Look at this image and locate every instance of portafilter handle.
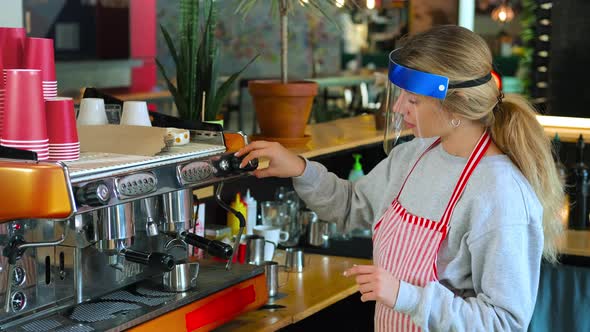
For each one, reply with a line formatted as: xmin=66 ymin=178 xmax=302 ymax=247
xmin=181 ymin=232 xmax=233 ymax=260
xmin=121 ymin=249 xmax=175 ymax=272
xmin=212 ymin=153 xmax=259 ymax=176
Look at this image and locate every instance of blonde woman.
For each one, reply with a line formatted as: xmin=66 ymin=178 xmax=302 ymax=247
xmin=236 ymin=25 xmax=564 ymax=331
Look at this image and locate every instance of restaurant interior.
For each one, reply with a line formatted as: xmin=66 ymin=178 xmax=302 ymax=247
xmin=1 ymin=0 xmax=589 ymax=331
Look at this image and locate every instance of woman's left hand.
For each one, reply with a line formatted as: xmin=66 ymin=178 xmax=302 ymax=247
xmin=344 ymin=265 xmax=400 ymax=308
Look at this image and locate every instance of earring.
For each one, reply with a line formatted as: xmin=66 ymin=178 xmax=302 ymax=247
xmin=451 ymin=119 xmax=461 ymax=128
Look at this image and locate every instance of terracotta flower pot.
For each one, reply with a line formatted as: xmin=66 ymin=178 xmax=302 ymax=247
xmin=248 ymin=80 xmax=318 ymax=138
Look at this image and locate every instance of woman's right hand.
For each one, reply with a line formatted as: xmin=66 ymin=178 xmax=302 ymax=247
xmin=234 ymin=141 xmax=306 ymax=178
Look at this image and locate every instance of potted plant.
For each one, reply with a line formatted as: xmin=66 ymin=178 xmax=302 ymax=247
xmin=236 ymin=0 xmax=346 ymax=143
xmin=156 ymin=0 xmax=258 ymax=124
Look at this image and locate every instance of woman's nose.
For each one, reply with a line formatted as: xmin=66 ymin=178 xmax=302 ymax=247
xmin=392 ymin=98 xmax=406 ymax=115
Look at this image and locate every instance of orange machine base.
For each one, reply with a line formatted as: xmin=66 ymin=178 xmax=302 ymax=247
xmin=129 ymin=273 xmax=268 ymax=332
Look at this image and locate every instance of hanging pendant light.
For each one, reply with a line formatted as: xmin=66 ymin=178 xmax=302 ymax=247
xmin=491 ymin=1 xmax=515 ymax=23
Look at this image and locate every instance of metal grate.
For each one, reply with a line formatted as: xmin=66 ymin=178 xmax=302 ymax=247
xmin=21 ymin=318 xmax=62 ymax=331
xmin=136 ymin=287 xmax=176 ymax=298
xmin=55 ymin=325 xmax=95 ymax=332
xmin=101 ymin=290 xmax=171 ymax=307
xmin=66 ymin=142 xmax=224 ymax=182
xmin=70 ymin=301 xmax=141 ymax=323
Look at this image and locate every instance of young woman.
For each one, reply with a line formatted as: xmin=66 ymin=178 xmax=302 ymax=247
xmin=235 ymin=25 xmax=564 ymax=331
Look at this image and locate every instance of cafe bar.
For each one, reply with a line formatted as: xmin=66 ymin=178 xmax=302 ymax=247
xmin=0 ymin=0 xmax=588 ymax=331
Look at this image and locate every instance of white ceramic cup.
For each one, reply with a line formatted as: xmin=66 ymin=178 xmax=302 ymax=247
xmin=77 ymin=98 xmax=108 ymax=125
xmin=253 ymin=225 xmax=289 ymax=261
xmin=120 ymin=101 xmax=151 ymax=126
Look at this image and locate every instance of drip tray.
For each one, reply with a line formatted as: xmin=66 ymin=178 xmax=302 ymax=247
xmin=101 ymin=290 xmax=173 ymax=307
xmin=70 ymin=302 xmax=141 ymax=323
xmin=20 ymin=317 xmax=94 ymax=332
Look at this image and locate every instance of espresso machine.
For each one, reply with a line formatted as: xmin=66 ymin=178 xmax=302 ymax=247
xmin=0 ymin=129 xmax=266 ymax=331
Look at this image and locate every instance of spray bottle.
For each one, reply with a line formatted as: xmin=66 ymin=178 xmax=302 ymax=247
xmin=244 ymin=189 xmax=257 ymax=235
xmin=348 ymin=154 xmax=365 ymax=182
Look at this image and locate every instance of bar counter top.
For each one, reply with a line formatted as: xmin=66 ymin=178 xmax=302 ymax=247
xmin=214 ymin=252 xmax=372 ymax=332
xmin=558 ymin=230 xmax=590 ymax=258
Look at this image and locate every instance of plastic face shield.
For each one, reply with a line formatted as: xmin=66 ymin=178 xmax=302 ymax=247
xmin=383 ymin=49 xmax=449 ymax=155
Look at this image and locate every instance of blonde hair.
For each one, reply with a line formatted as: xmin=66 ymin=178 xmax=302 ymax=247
xmin=398 ymin=25 xmax=564 ymax=263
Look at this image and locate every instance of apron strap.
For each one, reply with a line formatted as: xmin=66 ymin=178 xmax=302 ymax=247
xmin=437 ymin=131 xmax=492 ymax=231
xmin=395 ymin=138 xmax=442 ymax=201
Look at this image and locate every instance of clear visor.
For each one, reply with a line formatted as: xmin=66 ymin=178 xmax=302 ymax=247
xmin=383 ymin=49 xmax=449 ymax=155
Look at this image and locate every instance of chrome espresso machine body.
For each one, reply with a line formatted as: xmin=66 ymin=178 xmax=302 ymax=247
xmin=0 ymin=129 xmax=261 ymax=331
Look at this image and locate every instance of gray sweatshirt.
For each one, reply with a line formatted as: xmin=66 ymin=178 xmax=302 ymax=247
xmin=292 ymin=137 xmax=543 ymax=331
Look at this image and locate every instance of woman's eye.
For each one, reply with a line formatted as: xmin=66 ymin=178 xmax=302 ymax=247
xmin=409 ymin=99 xmax=418 ymax=105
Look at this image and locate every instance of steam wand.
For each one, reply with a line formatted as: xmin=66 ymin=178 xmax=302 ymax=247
xmin=215 ymin=182 xmax=245 ymax=270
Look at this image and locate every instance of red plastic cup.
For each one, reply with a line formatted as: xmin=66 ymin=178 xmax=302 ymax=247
xmin=24 ymin=37 xmax=56 ymax=81
xmin=48 ymin=142 xmax=79 ymax=147
xmin=49 ymin=148 xmax=78 ymax=153
xmin=1 ymin=138 xmax=48 ymax=144
xmin=48 ymin=144 xmax=77 ymax=149
xmin=3 ymin=69 xmax=47 ymax=141
xmin=0 ymin=28 xmax=25 ymax=74
xmin=1 ymin=143 xmax=49 ymax=149
xmin=48 ymin=146 xmax=79 ymax=152
xmin=0 ymin=48 xmax=3 ymax=90
xmin=45 ymin=97 xmax=78 ymax=144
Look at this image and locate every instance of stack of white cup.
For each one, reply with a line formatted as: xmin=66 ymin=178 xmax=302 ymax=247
xmin=76 ymin=98 xmax=108 ymax=126
xmin=120 ymin=101 xmax=152 ymax=126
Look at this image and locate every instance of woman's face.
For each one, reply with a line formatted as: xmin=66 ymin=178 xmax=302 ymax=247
xmin=392 ymin=89 xmax=449 ymax=138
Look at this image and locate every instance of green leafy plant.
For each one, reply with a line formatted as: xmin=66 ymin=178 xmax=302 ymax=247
xmin=517 ymin=0 xmax=536 ymax=98
xmin=236 ymin=0 xmax=349 ymax=84
xmin=157 ymin=0 xmax=258 ymax=122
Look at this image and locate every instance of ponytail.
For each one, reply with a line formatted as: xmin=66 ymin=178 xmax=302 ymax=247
xmin=490 ymin=94 xmax=564 ymax=263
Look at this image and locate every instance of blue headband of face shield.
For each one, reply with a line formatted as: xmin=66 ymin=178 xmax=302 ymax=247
xmin=388 ymin=59 xmax=449 ymax=99
xmin=388 ymin=49 xmax=493 ymax=98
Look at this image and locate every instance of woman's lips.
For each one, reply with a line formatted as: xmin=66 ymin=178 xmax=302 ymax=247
xmin=404 ymin=121 xmax=416 ymax=129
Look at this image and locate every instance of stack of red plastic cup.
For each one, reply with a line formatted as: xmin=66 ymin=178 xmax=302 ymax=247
xmin=45 ymin=97 xmax=79 ymax=161
xmin=24 ymin=37 xmax=57 ymax=99
xmin=0 ymin=69 xmax=48 ymax=160
xmin=0 ymin=27 xmax=25 ymax=139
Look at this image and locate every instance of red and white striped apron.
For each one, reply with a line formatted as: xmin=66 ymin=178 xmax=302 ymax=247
xmin=372 ymin=132 xmax=491 ymax=332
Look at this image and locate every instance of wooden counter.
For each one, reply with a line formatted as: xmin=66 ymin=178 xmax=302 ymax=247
xmin=557 ymin=230 xmax=590 ymax=257
xmin=293 ymin=114 xmax=388 ymax=159
xmin=263 ymin=113 xmax=590 ymax=160
xmin=214 ymin=252 xmax=372 ymax=332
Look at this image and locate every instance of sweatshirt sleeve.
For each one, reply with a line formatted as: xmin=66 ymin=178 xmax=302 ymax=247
xmin=292 ymin=144 xmax=412 ymax=232
xmin=393 ymin=222 xmax=544 ymax=332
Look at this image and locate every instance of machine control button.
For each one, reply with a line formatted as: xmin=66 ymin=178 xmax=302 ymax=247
xmin=116 ymin=172 xmax=158 ymax=198
xmin=12 ymin=266 xmax=26 ymax=286
xmin=11 ymin=291 xmax=26 ymax=312
xmin=178 ymin=161 xmax=214 ymax=184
